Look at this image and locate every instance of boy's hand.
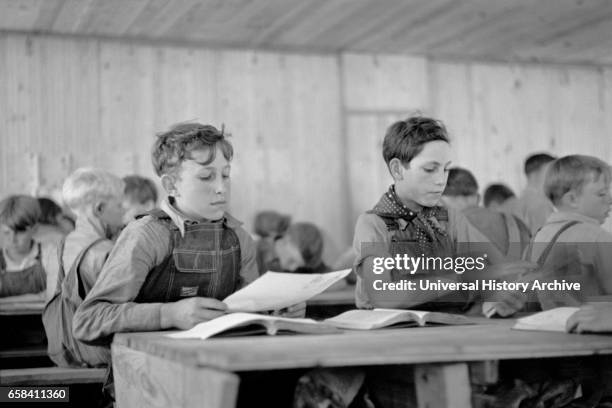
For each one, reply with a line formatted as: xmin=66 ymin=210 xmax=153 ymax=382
xmin=272 ymin=302 xmax=307 ymax=318
xmin=566 ymin=304 xmax=612 ymax=333
xmin=482 ymin=290 xmax=528 ymax=317
xmin=161 ymin=297 xmax=227 ymax=330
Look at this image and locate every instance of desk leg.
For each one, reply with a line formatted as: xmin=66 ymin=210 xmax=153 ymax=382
xmin=112 ymin=344 xmax=239 ymax=408
xmin=414 ymin=363 xmax=472 ymax=408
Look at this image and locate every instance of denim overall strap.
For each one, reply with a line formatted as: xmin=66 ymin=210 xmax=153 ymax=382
xmin=135 ymin=211 xmax=242 ymax=303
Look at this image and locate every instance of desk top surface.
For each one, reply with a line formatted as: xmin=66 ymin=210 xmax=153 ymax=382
xmin=114 ymin=319 xmax=612 ymax=372
xmin=0 ymin=301 xmax=45 ymax=315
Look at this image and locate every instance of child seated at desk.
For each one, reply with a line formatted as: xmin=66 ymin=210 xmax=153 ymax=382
xmin=253 ymin=210 xmax=290 ymax=274
xmin=493 ymin=154 xmax=612 ymax=316
xmin=121 ymin=174 xmax=158 ymax=226
xmin=483 ymin=183 xmax=518 ymax=213
xmin=352 ymin=116 xmax=506 ymax=312
xmin=441 ymin=167 xmax=531 ymax=261
xmin=42 ymin=167 xmax=125 ymax=367
xmin=0 ymin=195 xmax=53 ymax=298
xmin=72 ymin=123 xmax=304 ymax=364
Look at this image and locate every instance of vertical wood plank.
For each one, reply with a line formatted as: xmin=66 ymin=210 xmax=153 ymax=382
xmin=112 ymin=343 xmax=239 ymax=408
xmin=415 ymin=363 xmax=472 ymax=408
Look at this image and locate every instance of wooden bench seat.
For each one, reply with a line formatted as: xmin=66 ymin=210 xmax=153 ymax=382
xmin=0 ymin=367 xmax=107 ymax=385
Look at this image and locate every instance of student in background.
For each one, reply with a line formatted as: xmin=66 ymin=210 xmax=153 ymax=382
xmin=496 ymin=155 xmax=612 ymax=316
xmin=442 ymin=168 xmax=531 ymax=260
xmin=34 ymin=197 xmax=75 ymax=245
xmin=42 ymin=168 xmax=125 ymax=367
xmin=483 ymin=183 xmax=518 ymax=213
xmin=0 ymin=195 xmax=50 ymax=297
xmin=514 ymin=153 xmax=556 ymax=233
xmin=73 ymin=123 xmax=304 ymax=364
xmin=275 ymin=222 xmax=330 ymax=274
xmin=253 ymin=210 xmax=290 ymax=274
xmin=122 ymin=175 xmax=158 ymax=225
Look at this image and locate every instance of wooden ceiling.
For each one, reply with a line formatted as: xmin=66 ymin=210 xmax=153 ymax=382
xmin=1 ymin=0 xmax=612 ymax=65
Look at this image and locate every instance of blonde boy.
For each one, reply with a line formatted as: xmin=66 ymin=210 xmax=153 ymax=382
xmin=526 ymin=155 xmax=612 ymax=309
xmin=42 ymin=168 xmax=125 ymax=367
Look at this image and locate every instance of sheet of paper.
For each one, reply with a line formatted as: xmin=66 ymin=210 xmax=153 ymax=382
xmin=223 ymin=269 xmax=352 ymax=312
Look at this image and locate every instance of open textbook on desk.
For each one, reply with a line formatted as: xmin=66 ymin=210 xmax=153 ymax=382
xmin=324 ymin=308 xmax=472 ymax=330
xmin=167 ymin=269 xmax=351 ymax=339
xmin=512 ymin=307 xmax=580 ymax=332
xmin=168 ymin=308 xmax=472 ymax=340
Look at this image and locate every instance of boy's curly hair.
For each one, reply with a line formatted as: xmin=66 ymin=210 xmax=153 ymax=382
xmin=152 ymin=123 xmax=233 ymax=177
xmin=382 ymin=116 xmax=450 ymax=167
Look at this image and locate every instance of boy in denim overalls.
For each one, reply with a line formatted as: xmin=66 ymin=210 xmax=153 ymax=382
xmin=73 ymin=123 xmax=303 ymax=357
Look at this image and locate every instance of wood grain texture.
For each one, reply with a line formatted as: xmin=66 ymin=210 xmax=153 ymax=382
xmin=113 ymin=343 xmax=239 ymax=408
xmin=0 ymin=367 xmax=106 ymax=385
xmin=415 ymin=363 xmax=472 ymax=408
xmin=113 ymin=321 xmax=612 ymax=372
xmin=2 ymin=0 xmax=612 ymax=64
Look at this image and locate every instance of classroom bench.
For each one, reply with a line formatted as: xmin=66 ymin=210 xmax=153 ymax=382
xmin=0 ymin=367 xmax=107 ymax=386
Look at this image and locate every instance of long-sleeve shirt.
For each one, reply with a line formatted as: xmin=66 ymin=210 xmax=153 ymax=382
xmin=353 ymin=205 xmax=505 ymax=309
xmin=73 ymin=200 xmax=258 ymax=344
xmin=526 ymin=211 xmax=612 ymax=305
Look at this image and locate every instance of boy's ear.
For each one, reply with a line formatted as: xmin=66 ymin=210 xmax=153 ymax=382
xmin=388 ymin=158 xmax=405 ymax=181
xmin=93 ymin=201 xmax=105 ymax=217
xmin=161 ymin=174 xmax=178 ymax=197
xmin=560 ymin=190 xmax=579 ymax=208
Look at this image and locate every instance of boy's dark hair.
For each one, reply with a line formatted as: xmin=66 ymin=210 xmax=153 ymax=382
xmin=287 ymin=222 xmax=324 ymax=269
xmin=254 ymin=210 xmax=291 ymax=238
xmin=37 ymin=197 xmax=63 ymax=225
xmin=0 ymin=195 xmax=42 ymax=232
xmin=382 ymin=116 xmax=450 ymax=167
xmin=443 ymin=167 xmax=478 ymax=197
xmin=524 ymin=153 xmax=555 ymax=176
xmin=544 ymin=155 xmax=611 ymax=206
xmin=152 ymin=123 xmax=233 ymax=177
xmin=123 ymin=175 xmax=158 ymax=205
xmin=483 ymin=184 xmax=515 ymax=208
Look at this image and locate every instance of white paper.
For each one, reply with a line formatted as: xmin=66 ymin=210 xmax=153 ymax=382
xmin=223 ymin=269 xmax=352 ymax=312
xmin=167 ymin=312 xmax=318 ymax=340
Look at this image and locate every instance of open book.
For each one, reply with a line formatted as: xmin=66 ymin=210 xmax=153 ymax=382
xmin=167 ymin=313 xmax=341 ymax=340
xmin=324 ymin=308 xmax=472 ymax=330
xmin=223 ymin=269 xmax=351 ymax=312
xmin=512 ymin=307 xmax=580 ymax=332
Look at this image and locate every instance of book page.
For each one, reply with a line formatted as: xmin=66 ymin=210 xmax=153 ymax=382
xmin=513 ymin=307 xmax=580 ymax=332
xmin=223 ymin=269 xmax=351 ymax=312
xmin=325 ymin=309 xmax=415 ymax=330
xmin=167 ymin=313 xmax=320 ymax=340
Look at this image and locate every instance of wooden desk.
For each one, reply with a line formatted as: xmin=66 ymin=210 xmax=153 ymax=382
xmin=112 ymin=321 xmax=612 ymax=408
xmin=0 ymin=300 xmax=45 ymax=316
xmin=0 ymin=300 xmax=49 ymax=368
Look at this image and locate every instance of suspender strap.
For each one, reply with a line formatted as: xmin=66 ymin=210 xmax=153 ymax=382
xmin=57 ymin=237 xmax=106 ymax=299
xmin=524 ymin=220 xmax=581 ymax=265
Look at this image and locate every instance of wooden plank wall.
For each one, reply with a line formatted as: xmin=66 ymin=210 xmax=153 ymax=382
xmin=0 ymin=33 xmax=349 ymax=254
xmin=1 ymin=33 xmax=612 ymax=253
xmin=341 ymin=53 xmax=612 ymax=231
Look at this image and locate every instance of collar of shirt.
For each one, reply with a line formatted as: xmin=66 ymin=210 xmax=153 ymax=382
xmin=160 ymin=198 xmax=241 ymax=237
xmin=546 ymin=210 xmax=600 ymax=226
xmin=2 ymin=242 xmax=40 ymax=271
